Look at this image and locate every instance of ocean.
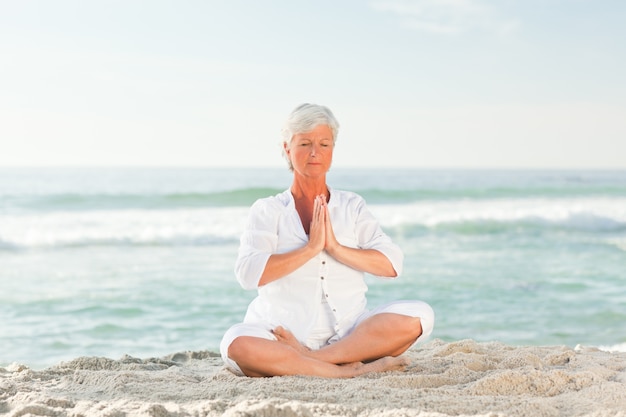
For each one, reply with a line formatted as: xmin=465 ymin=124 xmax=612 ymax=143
xmin=1 ymin=167 xmax=625 ymax=370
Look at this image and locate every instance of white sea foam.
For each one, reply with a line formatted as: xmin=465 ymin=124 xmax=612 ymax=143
xmin=0 ymin=207 xmax=250 ymax=249
xmin=608 ymin=237 xmax=626 ymax=252
xmin=2 ymin=197 xmax=625 ymax=249
xmin=598 ymin=342 xmax=626 ymax=353
xmin=371 ymin=197 xmax=626 ymax=231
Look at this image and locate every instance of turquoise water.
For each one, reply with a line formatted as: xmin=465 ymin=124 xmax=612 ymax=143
xmin=1 ymin=167 xmax=625 ymax=369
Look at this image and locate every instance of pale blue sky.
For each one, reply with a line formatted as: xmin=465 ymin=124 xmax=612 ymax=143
xmin=1 ymin=0 xmax=625 ymax=168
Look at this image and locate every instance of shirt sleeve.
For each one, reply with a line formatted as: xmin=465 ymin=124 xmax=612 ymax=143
xmin=354 ymin=195 xmax=404 ymax=278
xmin=234 ymin=198 xmax=279 ymax=290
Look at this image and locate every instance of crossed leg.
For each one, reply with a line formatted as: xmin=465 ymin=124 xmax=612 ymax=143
xmin=275 ymin=313 xmax=423 ymax=364
xmin=226 ymin=312 xmax=423 ymax=377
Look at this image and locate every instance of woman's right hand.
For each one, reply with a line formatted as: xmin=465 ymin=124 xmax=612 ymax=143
xmin=307 ymin=194 xmax=326 ymax=254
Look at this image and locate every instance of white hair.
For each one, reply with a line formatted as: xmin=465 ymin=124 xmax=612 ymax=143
xmin=281 ymin=103 xmax=340 ymax=171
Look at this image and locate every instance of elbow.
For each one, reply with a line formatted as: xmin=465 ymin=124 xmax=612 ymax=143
xmin=385 ymin=261 xmax=402 ymax=278
xmin=373 ymin=264 xmax=399 ymax=279
xmin=381 ymin=258 xmax=401 ymax=279
xmin=384 ymin=267 xmax=399 ymax=279
xmin=370 ymin=248 xmax=402 ymax=278
xmin=235 ymin=252 xmax=271 ymax=290
xmin=235 ymin=265 xmax=261 ymax=290
xmin=237 ymin=277 xmax=258 ymax=290
xmin=235 ymin=263 xmax=261 ymax=290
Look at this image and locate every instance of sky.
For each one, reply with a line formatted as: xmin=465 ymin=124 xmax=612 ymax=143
xmin=1 ymin=0 xmax=625 ymax=169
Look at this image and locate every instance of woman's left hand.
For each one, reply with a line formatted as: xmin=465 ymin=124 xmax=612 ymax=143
xmin=320 ymin=195 xmax=340 ymax=255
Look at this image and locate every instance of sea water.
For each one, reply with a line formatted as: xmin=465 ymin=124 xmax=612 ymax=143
xmin=1 ymin=167 xmax=625 ymax=369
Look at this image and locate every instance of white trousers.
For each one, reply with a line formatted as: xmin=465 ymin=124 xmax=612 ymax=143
xmin=220 ymin=299 xmax=434 ymax=376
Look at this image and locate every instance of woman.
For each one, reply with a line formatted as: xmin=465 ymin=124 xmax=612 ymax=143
xmin=220 ymin=103 xmax=434 ymax=377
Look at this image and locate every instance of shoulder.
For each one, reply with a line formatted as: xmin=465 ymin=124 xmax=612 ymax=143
xmin=249 ymin=189 xmax=292 ymax=213
xmin=329 ymin=188 xmax=367 ymax=207
xmin=244 ymin=190 xmax=292 ymax=230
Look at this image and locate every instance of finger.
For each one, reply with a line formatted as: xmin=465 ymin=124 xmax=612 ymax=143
xmin=315 ymin=196 xmax=325 ymax=221
xmin=272 ymin=326 xmax=285 ymax=338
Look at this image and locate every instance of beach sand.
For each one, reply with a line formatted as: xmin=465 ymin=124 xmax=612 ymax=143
xmin=2 ymin=339 xmax=625 ymax=417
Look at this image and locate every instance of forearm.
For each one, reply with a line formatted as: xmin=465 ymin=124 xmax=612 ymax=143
xmin=326 ymin=245 xmax=397 ymax=278
xmin=258 ymin=243 xmax=319 ymax=286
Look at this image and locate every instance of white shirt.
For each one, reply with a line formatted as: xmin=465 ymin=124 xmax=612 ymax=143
xmin=234 ymin=188 xmax=404 ymax=344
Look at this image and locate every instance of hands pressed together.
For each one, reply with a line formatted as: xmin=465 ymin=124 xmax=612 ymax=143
xmin=307 ymin=194 xmax=340 ymax=256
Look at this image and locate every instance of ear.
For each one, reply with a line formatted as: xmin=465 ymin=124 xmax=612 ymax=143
xmin=283 ymin=141 xmax=290 ymax=156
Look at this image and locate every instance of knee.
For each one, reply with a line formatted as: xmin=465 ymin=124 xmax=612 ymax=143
xmin=388 ymin=314 xmax=423 ymax=341
xmin=227 ymin=336 xmax=249 ymax=361
xmin=387 ymin=315 xmax=424 ymax=357
xmin=407 ymin=316 xmax=424 ymax=340
xmin=404 ymin=303 xmax=434 ymax=341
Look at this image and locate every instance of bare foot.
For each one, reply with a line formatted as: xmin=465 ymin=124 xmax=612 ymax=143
xmin=352 ymin=356 xmax=410 ymax=376
xmin=339 ymin=361 xmax=364 ymax=370
xmin=272 ymin=326 xmax=311 ymax=355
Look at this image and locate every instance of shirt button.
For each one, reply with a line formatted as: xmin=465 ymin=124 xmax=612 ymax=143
xmin=320 ymin=276 xmax=324 ymax=280
xmin=322 ymin=261 xmax=326 ymax=264
xmin=325 ymin=294 xmax=329 ymax=297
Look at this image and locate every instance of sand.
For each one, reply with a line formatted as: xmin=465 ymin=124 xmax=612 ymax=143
xmin=2 ymin=338 xmax=626 ymax=417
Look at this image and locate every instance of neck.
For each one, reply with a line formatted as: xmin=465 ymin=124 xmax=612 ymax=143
xmin=290 ymin=174 xmax=328 ymax=201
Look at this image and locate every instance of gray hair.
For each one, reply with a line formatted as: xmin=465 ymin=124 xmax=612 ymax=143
xmin=281 ymin=103 xmax=340 ymax=171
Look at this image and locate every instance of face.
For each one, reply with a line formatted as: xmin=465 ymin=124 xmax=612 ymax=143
xmin=285 ymin=124 xmax=334 ymax=177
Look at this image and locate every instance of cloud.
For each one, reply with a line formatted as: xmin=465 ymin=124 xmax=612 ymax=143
xmin=370 ymin=0 xmax=520 ymax=35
